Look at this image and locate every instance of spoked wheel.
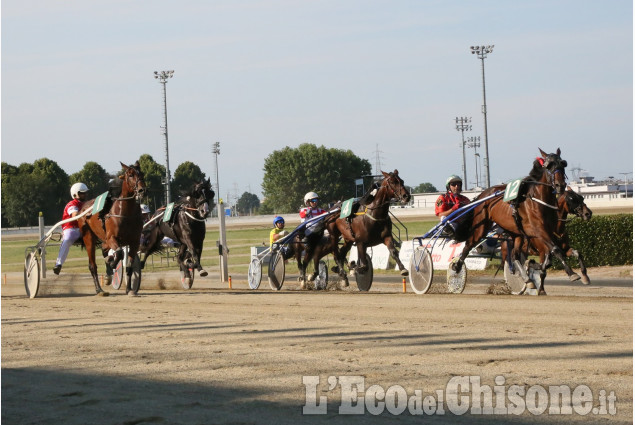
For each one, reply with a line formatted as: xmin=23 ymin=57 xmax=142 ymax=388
xmin=354 ymin=254 xmax=373 ymax=292
xmin=314 ymin=260 xmax=328 ymax=290
xmin=268 ymin=250 xmax=285 ymax=291
xmin=180 ymin=264 xmax=195 ymax=290
xmin=409 ymin=246 xmax=434 ymax=294
xmin=248 ymin=257 xmax=263 ymax=290
xmin=446 ymin=257 xmax=467 ymax=294
xmin=504 ymin=253 xmax=528 ymax=295
xmin=24 ymin=252 xmax=40 ymax=299
xmin=112 ymin=260 xmax=126 ymax=290
xmin=128 ymin=256 xmax=142 ymax=295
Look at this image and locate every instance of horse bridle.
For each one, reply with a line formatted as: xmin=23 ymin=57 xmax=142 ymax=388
xmin=364 ymin=175 xmax=407 ymax=220
xmin=114 ymin=168 xmax=145 ymax=202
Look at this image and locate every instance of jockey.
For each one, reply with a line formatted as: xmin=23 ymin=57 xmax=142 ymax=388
xmin=435 ymin=175 xmax=471 ymax=240
xmin=435 ymin=175 xmax=470 ymax=218
xmin=54 ymin=182 xmax=89 ymax=275
xmin=299 ymin=191 xmax=327 ymax=243
xmin=270 ymin=216 xmax=289 ymax=247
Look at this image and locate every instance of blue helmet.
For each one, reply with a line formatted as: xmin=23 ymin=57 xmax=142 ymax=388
xmin=273 ymin=216 xmax=285 ymax=226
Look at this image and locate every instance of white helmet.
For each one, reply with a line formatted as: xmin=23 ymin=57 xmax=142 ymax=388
xmin=304 ymin=191 xmax=319 ymax=206
xmin=140 ymin=204 xmax=151 ymax=214
xmin=70 ymin=182 xmax=89 ymax=199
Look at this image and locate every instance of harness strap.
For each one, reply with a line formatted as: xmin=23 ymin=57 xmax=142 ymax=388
xmin=527 ymin=195 xmax=558 ymax=210
xmin=183 ymin=211 xmax=207 ymax=222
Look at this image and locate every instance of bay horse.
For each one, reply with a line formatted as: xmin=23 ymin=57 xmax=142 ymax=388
xmin=77 ymin=161 xmax=146 ymax=295
xmin=453 ymin=148 xmax=569 ymax=293
xmin=139 ymin=178 xmax=215 ymax=283
xmin=501 ymin=187 xmax=593 ymax=285
xmin=325 ymin=170 xmax=411 ymax=286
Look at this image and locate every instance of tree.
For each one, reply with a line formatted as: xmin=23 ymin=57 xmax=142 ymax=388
xmin=413 ymin=182 xmax=438 ymax=193
xmin=1 ymin=162 xmax=19 ymax=227
xmin=137 ymin=154 xmax=167 ymax=210
xmin=261 ymin=143 xmax=372 ymax=213
xmin=171 ymin=161 xmax=206 ymax=198
xmin=236 ymin=192 xmax=260 ymax=215
xmin=69 ymin=161 xmax=111 ymax=198
xmin=2 ymin=158 xmax=69 ymax=226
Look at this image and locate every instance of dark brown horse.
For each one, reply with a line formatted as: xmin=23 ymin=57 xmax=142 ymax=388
xmin=325 ymin=170 xmax=411 ymax=286
xmin=501 ymin=186 xmax=593 ymax=284
xmin=139 ymin=179 xmax=215 ymax=284
xmin=453 ymin=148 xmax=569 ymax=292
xmin=77 ymin=161 xmax=146 ymax=295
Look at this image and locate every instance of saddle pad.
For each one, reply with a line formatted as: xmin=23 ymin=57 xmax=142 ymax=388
xmin=163 ymin=203 xmax=175 ymax=222
xmin=91 ymin=191 xmax=109 ymax=214
xmin=503 ymin=179 xmax=523 ymax=202
xmin=340 ymin=198 xmax=355 ymax=218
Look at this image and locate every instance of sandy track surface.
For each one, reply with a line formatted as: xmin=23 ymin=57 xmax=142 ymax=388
xmin=2 ymin=270 xmax=632 ymax=424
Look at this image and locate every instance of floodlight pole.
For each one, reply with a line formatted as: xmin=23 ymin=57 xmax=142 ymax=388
xmin=154 ymin=70 xmax=175 ymax=204
xmin=470 ymin=45 xmax=494 ymax=187
xmin=466 ymin=136 xmax=481 ymax=188
xmin=455 ymin=117 xmax=471 ymax=188
xmin=213 ymin=142 xmax=229 ymax=282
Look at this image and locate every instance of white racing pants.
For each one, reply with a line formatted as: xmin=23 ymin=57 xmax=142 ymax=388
xmin=56 ymin=228 xmax=81 ymax=267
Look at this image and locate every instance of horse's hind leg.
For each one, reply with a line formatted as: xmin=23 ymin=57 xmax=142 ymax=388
xmin=83 ymin=233 xmax=107 ymax=296
xmin=570 ymin=248 xmax=590 ymax=284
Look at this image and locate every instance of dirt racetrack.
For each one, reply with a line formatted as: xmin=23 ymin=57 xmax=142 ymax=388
xmin=2 ymin=269 xmax=632 ymax=424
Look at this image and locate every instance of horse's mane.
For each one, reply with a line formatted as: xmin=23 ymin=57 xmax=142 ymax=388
xmin=358 ymin=182 xmax=379 ymax=206
xmin=527 ymin=159 xmax=544 ymax=182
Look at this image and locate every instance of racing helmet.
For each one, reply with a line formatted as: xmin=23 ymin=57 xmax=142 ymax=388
xmin=304 ymin=191 xmax=319 ymax=206
xmin=70 ymin=182 xmax=89 ymax=199
xmin=445 ymin=175 xmax=462 ymax=190
xmin=140 ymin=204 xmax=151 ymax=214
xmin=273 ymin=216 xmax=285 ymax=226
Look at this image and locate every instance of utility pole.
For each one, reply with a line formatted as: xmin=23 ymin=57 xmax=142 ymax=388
xmin=212 ymin=142 xmax=229 ymax=282
xmin=470 ymin=45 xmax=494 ymax=187
xmin=466 ymin=136 xmax=481 ymax=188
xmin=455 ymin=117 xmax=472 ymax=188
xmin=154 ymin=70 xmax=174 ymax=204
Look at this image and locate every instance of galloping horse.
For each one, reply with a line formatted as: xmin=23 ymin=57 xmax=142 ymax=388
xmin=139 ymin=178 xmax=215 ymax=284
xmin=77 ymin=161 xmax=146 ymax=295
xmin=453 ymin=148 xmax=569 ymax=292
xmin=325 ymin=170 xmax=411 ymax=286
xmin=501 ymin=187 xmax=593 ymax=284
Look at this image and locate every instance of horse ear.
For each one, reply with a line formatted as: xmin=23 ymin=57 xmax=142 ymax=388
xmin=393 ymin=169 xmax=399 ymax=176
xmin=381 ymin=170 xmax=389 ymax=178
xmin=556 ymin=148 xmax=561 ymax=156
xmin=120 ymin=161 xmax=129 ymax=169
xmin=538 ymin=148 xmax=548 ymax=158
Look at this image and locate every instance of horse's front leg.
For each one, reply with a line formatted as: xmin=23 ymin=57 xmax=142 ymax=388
xmin=295 ymin=244 xmax=308 ymax=289
xmin=384 ymin=236 xmax=407 ymax=276
xmin=334 ymin=240 xmax=352 ymax=287
xmin=511 ymin=237 xmax=531 ymax=282
xmin=355 ymin=244 xmax=368 ymax=273
xmin=568 ymin=248 xmax=590 ymax=285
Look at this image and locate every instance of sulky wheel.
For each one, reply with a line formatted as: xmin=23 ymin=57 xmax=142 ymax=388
xmin=24 ymin=252 xmax=40 ymax=299
xmin=408 ymin=246 xmax=434 ymax=294
xmin=354 ymin=254 xmax=373 ymax=292
xmin=128 ymin=256 xmax=142 ymax=295
xmin=267 ymin=250 xmax=285 ymax=291
xmin=248 ymin=257 xmax=263 ymax=290
xmin=504 ymin=253 xmax=528 ymax=295
xmin=446 ymin=257 xmax=467 ymax=294
xmin=112 ymin=260 xmax=126 ymax=290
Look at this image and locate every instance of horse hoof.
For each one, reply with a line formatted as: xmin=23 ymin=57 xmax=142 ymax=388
xmin=339 ymin=279 xmax=349 ymax=288
xmin=97 ymin=291 xmax=110 ymax=297
xmin=400 ymin=269 xmax=409 ymax=277
xmin=127 ymin=291 xmax=138 ymax=297
xmin=581 ymin=276 xmax=591 ymax=285
xmin=569 ymin=273 xmax=581 ymax=282
xmin=299 ymin=281 xmax=307 ymax=290
xmin=348 ymin=270 xmax=356 ymax=278
xmin=199 ymin=270 xmax=208 ymax=277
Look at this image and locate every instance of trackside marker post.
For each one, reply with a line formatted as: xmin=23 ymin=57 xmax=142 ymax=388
xmin=402 ymin=277 xmax=406 ymax=293
xmin=228 ymin=275 xmax=232 ymax=289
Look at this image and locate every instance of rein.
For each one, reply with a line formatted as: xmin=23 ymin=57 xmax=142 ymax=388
xmin=527 ymin=195 xmax=558 ymax=210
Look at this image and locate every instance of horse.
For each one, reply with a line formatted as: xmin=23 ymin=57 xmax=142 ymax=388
xmin=325 ymin=170 xmax=411 ymax=286
xmin=452 ymin=148 xmax=569 ymax=293
xmin=139 ymin=178 xmax=215 ymax=285
xmin=77 ymin=161 xmax=146 ymax=295
xmin=501 ymin=187 xmax=593 ymax=285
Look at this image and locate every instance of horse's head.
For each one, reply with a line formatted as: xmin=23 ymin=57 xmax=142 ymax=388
xmin=538 ymin=148 xmax=568 ymax=195
xmin=381 ymin=169 xmax=411 ymax=204
xmin=561 ymin=187 xmax=592 ymax=221
xmin=189 ymin=178 xmax=215 ymax=219
xmin=119 ymin=161 xmax=146 ymax=202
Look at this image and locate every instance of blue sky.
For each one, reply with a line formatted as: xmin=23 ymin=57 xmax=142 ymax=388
xmin=2 ymin=0 xmax=632 ymax=203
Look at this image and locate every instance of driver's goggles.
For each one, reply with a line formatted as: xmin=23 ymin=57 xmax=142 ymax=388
xmin=309 ymin=198 xmax=319 ymax=203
